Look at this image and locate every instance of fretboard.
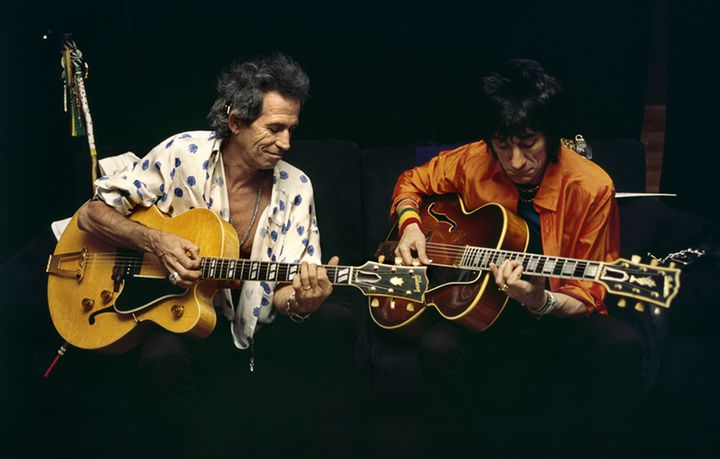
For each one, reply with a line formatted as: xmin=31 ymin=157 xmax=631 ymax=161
xmin=459 ymin=247 xmax=604 ymax=281
xmin=199 ymin=257 xmax=355 ymax=285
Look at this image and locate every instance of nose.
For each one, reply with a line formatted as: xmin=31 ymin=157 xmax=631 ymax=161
xmin=509 ymin=146 xmax=526 ymax=170
xmin=276 ymin=130 xmax=291 ymax=151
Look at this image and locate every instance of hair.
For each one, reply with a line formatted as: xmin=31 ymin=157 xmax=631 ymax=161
xmin=478 ymin=58 xmax=566 ymax=162
xmin=207 ymin=52 xmax=310 ymax=140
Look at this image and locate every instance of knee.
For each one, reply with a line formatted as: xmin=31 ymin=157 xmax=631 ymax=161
xmin=417 ymin=324 xmax=466 ymax=372
xmin=138 ymin=332 xmax=190 ymax=385
xmin=581 ymin=315 xmax=644 ymax=368
xmin=314 ymin=302 xmax=356 ymax=347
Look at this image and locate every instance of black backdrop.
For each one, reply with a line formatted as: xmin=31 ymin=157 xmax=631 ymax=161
xmin=1 ymin=0 xmax=663 ymax=261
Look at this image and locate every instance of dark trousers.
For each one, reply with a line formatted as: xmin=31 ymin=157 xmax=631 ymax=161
xmin=135 ymin=301 xmax=356 ymax=459
xmin=415 ymin=304 xmax=643 ymax=458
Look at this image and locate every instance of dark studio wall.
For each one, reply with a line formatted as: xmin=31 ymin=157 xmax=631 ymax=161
xmin=661 ymin=0 xmax=720 ymax=222
xmin=1 ymin=0 xmax=658 ymax=262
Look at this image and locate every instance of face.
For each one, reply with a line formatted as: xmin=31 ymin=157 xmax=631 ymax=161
xmin=228 ymin=91 xmax=300 ymax=170
xmin=490 ymin=131 xmax=548 ymax=185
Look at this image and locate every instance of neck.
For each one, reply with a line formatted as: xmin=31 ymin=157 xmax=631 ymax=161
xmin=222 ymin=146 xmax=265 ymax=188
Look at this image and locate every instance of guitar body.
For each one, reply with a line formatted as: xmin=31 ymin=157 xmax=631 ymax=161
xmin=370 ymin=195 xmax=529 ymax=331
xmin=47 ymin=206 xmax=239 ymax=354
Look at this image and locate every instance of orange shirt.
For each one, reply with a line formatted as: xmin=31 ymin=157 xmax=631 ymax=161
xmin=392 ymin=140 xmax=621 ymax=315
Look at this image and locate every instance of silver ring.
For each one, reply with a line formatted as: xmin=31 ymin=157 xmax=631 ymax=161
xmin=303 ymin=285 xmax=313 ymax=290
xmin=498 ymin=284 xmax=509 ymax=293
xmin=168 ymin=271 xmax=179 ymax=285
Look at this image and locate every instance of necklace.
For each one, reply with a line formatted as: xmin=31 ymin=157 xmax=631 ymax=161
xmin=517 ymin=184 xmax=539 ymax=203
xmin=238 ymin=172 xmax=264 ymax=250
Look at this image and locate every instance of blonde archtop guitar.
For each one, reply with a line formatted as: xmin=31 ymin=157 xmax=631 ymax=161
xmin=47 ymin=206 xmax=429 ymax=354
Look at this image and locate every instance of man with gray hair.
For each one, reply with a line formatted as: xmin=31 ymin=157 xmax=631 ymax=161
xmin=77 ymin=53 xmax=354 ymax=457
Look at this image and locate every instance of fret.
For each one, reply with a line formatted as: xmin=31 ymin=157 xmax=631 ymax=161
xmin=287 ymin=264 xmax=299 ymax=282
xmin=526 ymin=255 xmax=539 ymax=273
xmin=572 ymin=262 xmax=588 ymax=278
xmin=227 ymin=259 xmax=237 ymax=279
xmin=481 ymin=250 xmax=491 ymax=268
xmin=267 ymin=263 xmax=278 ymax=281
xmin=583 ymin=263 xmax=600 ymax=278
xmin=561 ymin=260 xmax=576 ymax=276
xmin=249 ymin=261 xmax=260 ymax=280
xmin=469 ymin=247 xmax=482 ymax=266
xmin=542 ymin=258 xmax=556 ymax=274
xmin=209 ymin=258 xmax=217 ymax=278
xmin=335 ymin=267 xmax=350 ymax=284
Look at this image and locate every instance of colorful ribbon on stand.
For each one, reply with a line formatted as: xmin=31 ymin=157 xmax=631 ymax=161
xmin=60 ymin=35 xmax=98 ymax=186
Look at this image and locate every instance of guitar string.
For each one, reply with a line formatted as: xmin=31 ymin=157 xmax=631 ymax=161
xmin=73 ymin=254 xmax=429 ymax=275
xmin=421 ymin=242 xmax=596 ymax=267
xmin=73 ymin=248 xmax=598 ymax=273
xmin=73 ymin=250 xmax=597 ymax=273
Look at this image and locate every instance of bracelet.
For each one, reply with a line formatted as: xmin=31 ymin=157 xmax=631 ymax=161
xmin=399 ymin=216 xmax=422 ymax=235
xmin=396 ymin=197 xmax=420 ymax=210
xmin=529 ymin=290 xmax=558 ymax=318
xmin=285 ymin=292 xmax=311 ymax=323
xmin=397 ymin=206 xmax=419 ymax=219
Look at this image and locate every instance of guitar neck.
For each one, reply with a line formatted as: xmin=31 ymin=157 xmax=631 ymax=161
xmin=199 ymin=257 xmax=355 ymax=286
xmin=457 ymin=247 xmax=605 ymax=282
xmin=197 ymin=257 xmax=429 ymax=303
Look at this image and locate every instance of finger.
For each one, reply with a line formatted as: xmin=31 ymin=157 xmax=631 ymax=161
xmin=327 ymin=255 xmax=340 ymax=266
xmin=490 ymin=263 xmax=506 ymax=287
xmin=415 ymin=239 xmax=432 ymax=265
xmin=183 ymin=241 xmax=201 ymax=261
xmin=292 ymin=269 xmax=303 ymax=291
xmin=392 ymin=243 xmax=409 ymax=265
xmin=307 ymin=263 xmax=319 ymax=289
xmin=507 ymin=264 xmax=524 ymax=284
xmin=299 ymin=261 xmax=311 ymax=289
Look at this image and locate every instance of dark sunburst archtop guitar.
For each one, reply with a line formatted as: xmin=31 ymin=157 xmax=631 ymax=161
xmin=47 ymin=206 xmax=429 ymax=354
xmin=369 ymin=194 xmax=682 ymax=332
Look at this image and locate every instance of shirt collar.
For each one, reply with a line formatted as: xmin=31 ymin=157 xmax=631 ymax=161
xmin=489 ymin=147 xmax=568 ymax=213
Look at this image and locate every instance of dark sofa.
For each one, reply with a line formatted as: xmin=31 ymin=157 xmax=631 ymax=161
xmin=2 ymin=138 xmax=718 ymax=458
xmin=287 ymin=138 xmax=719 ymax=458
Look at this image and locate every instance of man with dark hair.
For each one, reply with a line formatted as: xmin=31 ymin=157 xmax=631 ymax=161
xmin=390 ymin=59 xmax=642 ymax=457
xmin=76 ymin=53 xmax=354 ymax=458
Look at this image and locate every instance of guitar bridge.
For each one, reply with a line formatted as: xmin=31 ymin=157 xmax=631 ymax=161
xmin=46 ymin=247 xmax=88 ymax=281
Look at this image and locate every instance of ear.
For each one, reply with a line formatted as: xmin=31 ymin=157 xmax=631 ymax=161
xmin=228 ymin=112 xmax=243 ymax=135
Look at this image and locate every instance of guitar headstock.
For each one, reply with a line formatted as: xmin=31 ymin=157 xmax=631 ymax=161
xmin=599 ymin=255 xmax=681 ymax=313
xmin=351 ymin=261 xmax=428 ymax=302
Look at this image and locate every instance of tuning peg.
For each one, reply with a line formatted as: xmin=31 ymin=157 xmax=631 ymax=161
xmin=631 ymin=255 xmax=642 ymax=263
xmin=378 ymin=255 xmax=386 ymax=263
xmin=650 ymin=258 xmax=659 ymax=266
xmin=406 ymin=303 xmax=415 ymax=312
xmin=669 ymin=262 xmax=677 ymax=269
xmin=370 ymin=298 xmax=380 ymax=308
xmin=617 ymin=298 xmax=627 ymax=308
xmin=390 ymin=299 xmax=396 ymax=309
xmin=653 ymin=307 xmax=662 ymax=316
xmin=634 ymin=302 xmax=645 ymax=312
xmin=394 ymin=257 xmax=403 ymax=266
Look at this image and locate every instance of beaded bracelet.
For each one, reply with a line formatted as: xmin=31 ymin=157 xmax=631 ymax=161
xmin=285 ymin=292 xmax=311 ymax=323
